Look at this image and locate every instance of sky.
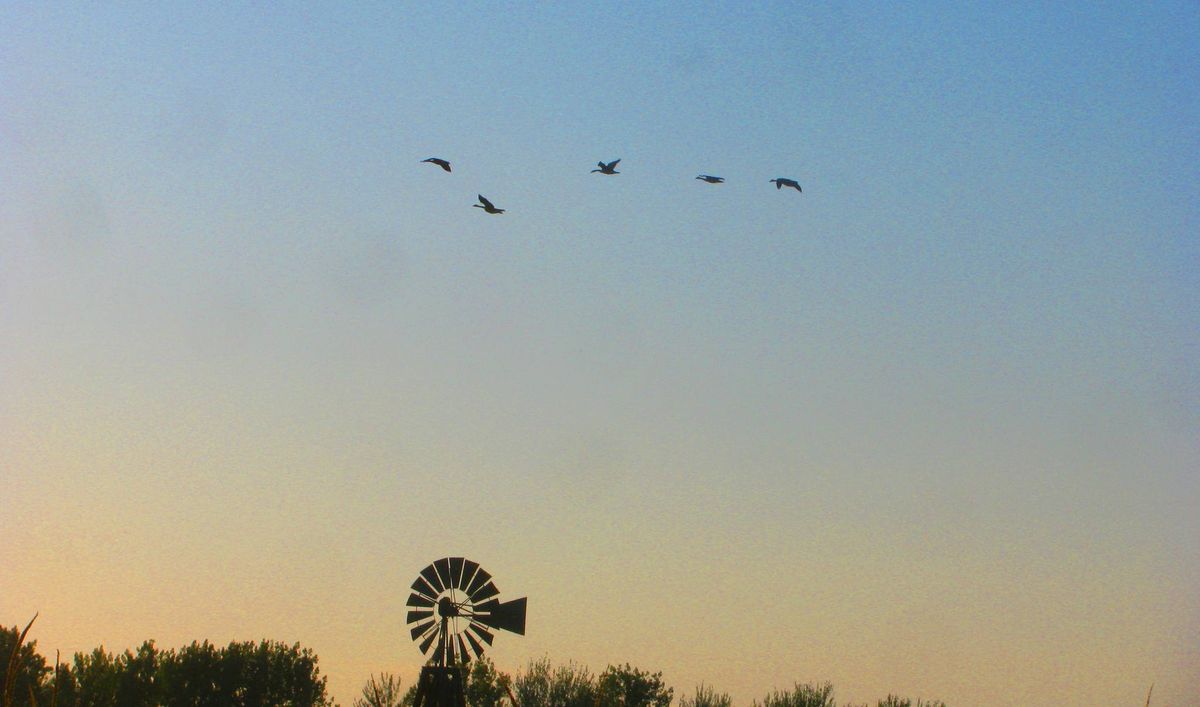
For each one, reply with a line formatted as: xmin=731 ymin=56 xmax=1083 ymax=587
xmin=2 ymin=2 xmax=1197 ymax=705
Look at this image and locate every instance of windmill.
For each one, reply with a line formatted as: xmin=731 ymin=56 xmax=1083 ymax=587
xmin=406 ymin=557 xmax=527 ymax=707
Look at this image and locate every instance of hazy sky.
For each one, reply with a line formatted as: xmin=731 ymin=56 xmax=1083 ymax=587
xmin=2 ymin=3 xmax=1197 ymax=706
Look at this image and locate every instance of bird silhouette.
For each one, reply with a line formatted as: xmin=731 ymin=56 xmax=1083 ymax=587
xmin=473 ymin=194 xmax=505 ymax=214
xmin=591 ymin=159 xmax=620 ymax=175
xmin=770 ymin=178 xmax=802 ymax=192
xmin=696 ymin=175 xmax=725 ymax=183
xmin=421 ymin=157 xmax=451 ymax=172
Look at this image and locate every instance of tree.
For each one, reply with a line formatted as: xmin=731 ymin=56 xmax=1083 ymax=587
xmin=51 ymin=638 xmax=334 ymax=706
xmin=679 ymin=684 xmax=731 ymax=707
xmin=596 ymin=664 xmax=672 ymax=707
xmin=118 ymin=641 xmax=162 ymax=705
xmin=14 ymin=626 xmax=953 ymax=707
xmin=465 ymin=657 xmax=512 ymax=707
xmin=1 ymin=620 xmax=53 ymax=707
xmin=159 ymin=639 xmax=221 ymax=705
xmin=511 ymin=657 xmax=596 ymax=707
xmin=68 ymin=646 xmax=125 ymax=705
xmin=354 ymin=672 xmax=405 ymax=707
xmin=193 ymin=639 xmax=332 ymax=706
xmin=875 ymin=697 xmax=947 ymax=707
xmin=752 ymin=682 xmax=836 ymax=707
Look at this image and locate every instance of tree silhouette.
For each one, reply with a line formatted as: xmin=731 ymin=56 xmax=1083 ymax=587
xmin=511 ymin=657 xmax=597 ymax=707
xmin=8 ymin=622 xmax=951 ymax=707
xmin=874 ymin=696 xmax=947 ymax=707
xmin=679 ymin=684 xmax=732 ymax=707
xmin=466 ymin=657 xmax=512 ymax=707
xmin=0 ymin=622 xmax=53 ymax=707
xmin=596 ymin=663 xmax=673 ymax=707
xmin=752 ymin=682 xmax=836 ymax=707
xmin=354 ymin=672 xmax=405 ymax=707
xmin=37 ymin=638 xmax=333 ymax=706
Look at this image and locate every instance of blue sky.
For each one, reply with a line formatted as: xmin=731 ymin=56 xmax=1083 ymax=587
xmin=3 ymin=3 xmax=1197 ymax=705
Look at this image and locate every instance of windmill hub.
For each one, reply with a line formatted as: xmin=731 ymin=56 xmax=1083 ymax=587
xmin=437 ymin=595 xmax=460 ymax=618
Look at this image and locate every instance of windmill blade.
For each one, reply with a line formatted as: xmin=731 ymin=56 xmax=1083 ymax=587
xmin=475 ymin=597 xmax=526 ymax=635
xmin=465 ymin=567 xmax=491 ymax=597
xmin=409 ymin=619 xmax=436 ymax=641
xmin=460 ymin=560 xmax=481 ymax=592
xmin=465 ymin=631 xmax=485 ymax=659
xmin=468 ymin=622 xmax=494 ymax=646
xmin=456 ymin=635 xmax=471 ymax=663
xmin=406 ymin=609 xmax=434 ymax=625
xmin=406 ymin=592 xmax=435 ymax=608
xmin=420 ymin=564 xmax=445 ymax=594
xmin=411 ymin=575 xmax=438 ymax=600
xmin=449 ymin=557 xmax=466 ymax=589
xmin=434 ymin=558 xmax=454 ymax=589
xmin=469 ymin=580 xmax=500 ymax=602
xmin=418 ymin=627 xmax=439 ymax=655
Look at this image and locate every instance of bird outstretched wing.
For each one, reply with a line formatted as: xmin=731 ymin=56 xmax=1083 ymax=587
xmin=478 ymin=195 xmax=494 ymax=209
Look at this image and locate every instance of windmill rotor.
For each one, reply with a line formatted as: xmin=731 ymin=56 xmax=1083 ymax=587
xmin=406 ymin=557 xmax=526 ymax=666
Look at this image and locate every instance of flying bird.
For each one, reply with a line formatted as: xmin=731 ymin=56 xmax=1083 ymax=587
xmin=696 ymin=175 xmax=725 ymax=183
xmin=770 ymin=177 xmax=802 ymax=192
xmin=473 ymin=194 xmax=505 ymax=214
xmin=591 ymin=159 xmax=620 ymax=175
xmin=421 ymin=157 xmax=451 ymax=172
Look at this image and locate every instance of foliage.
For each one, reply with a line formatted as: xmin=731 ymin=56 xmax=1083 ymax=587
xmin=752 ymin=682 xmax=836 ymax=707
xmin=1 ymin=619 xmax=54 ymax=707
xmin=511 ymin=657 xmax=597 ymax=707
xmin=9 ymin=620 xmax=950 ymax=707
xmin=596 ymin=663 xmax=673 ymax=707
xmin=10 ymin=635 xmax=333 ymax=707
xmin=466 ymin=657 xmax=512 ymax=707
xmin=173 ymin=639 xmax=332 ymax=706
xmin=354 ymin=672 xmax=405 ymax=707
xmin=875 ymin=698 xmax=946 ymax=707
xmin=679 ymin=684 xmax=731 ymax=707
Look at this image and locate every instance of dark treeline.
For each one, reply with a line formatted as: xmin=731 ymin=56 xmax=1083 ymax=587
xmin=352 ymin=657 xmax=945 ymax=707
xmin=2 ymin=624 xmax=332 ymax=707
xmin=4 ymin=623 xmax=946 ymax=707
